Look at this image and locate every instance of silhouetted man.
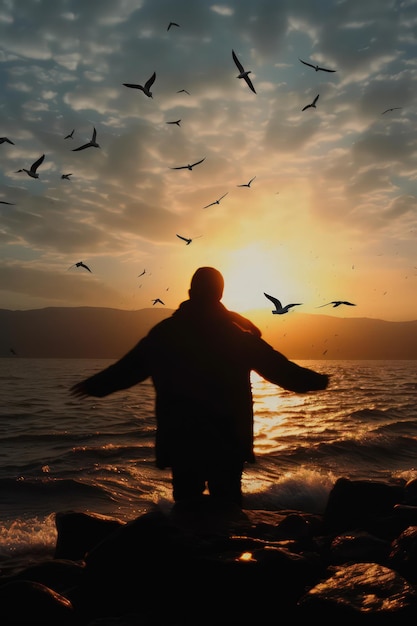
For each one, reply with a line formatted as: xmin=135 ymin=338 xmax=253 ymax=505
xmin=70 ymin=267 xmax=329 ymax=507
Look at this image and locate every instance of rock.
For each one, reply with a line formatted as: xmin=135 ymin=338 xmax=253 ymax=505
xmin=0 ymin=579 xmax=74 ymax=624
xmin=54 ymin=510 xmax=125 ymax=560
xmin=2 ymin=479 xmax=417 ymax=625
xmin=296 ymin=561 xmax=417 ymax=623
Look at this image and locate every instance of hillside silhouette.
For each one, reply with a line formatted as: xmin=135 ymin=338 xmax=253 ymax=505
xmin=1 ymin=307 xmax=416 ymax=359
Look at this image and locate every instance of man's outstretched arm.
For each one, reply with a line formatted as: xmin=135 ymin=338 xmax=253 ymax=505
xmin=70 ymin=339 xmax=151 ymax=399
xmin=253 ymin=339 xmax=329 ymax=393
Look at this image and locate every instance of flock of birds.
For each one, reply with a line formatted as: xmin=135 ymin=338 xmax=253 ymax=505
xmin=3 ymin=20 xmax=389 ymax=315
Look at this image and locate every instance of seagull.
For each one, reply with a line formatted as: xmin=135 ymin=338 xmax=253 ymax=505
xmin=0 ymin=137 xmax=15 ymax=145
xmin=0 ymin=200 xmax=15 ymax=205
xmin=171 ymin=157 xmax=205 ymax=170
xmin=15 ymin=154 xmax=45 ymax=179
xmin=237 ymin=176 xmax=256 ymax=188
xmin=232 ymin=49 xmax=256 ymax=94
xmin=177 ymin=89 xmax=190 ymax=95
xmin=203 ymin=192 xmax=228 ymax=208
xmin=167 ymin=22 xmax=180 ymax=31
xmin=166 ymin=119 xmax=181 ymax=126
xmin=123 ymin=72 xmax=156 ymax=98
xmin=176 ymin=234 xmax=202 ymax=245
xmin=61 ymin=173 xmax=72 ymax=180
xmin=152 ymin=298 xmax=165 ymax=305
xmin=381 ymin=107 xmax=402 ymax=114
xmin=317 ymin=301 xmax=356 ymax=308
xmin=68 ymin=261 xmax=92 ymax=273
xmin=302 ymin=94 xmax=319 ymax=111
xmin=72 ymin=127 xmax=100 ymax=151
xmin=299 ymin=58 xmax=336 ymax=72
xmin=138 ymin=269 xmax=146 ymax=277
xmin=64 ymin=129 xmax=74 ymax=139
xmin=264 ymin=293 xmax=302 ymax=314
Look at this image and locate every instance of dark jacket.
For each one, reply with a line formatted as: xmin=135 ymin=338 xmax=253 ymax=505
xmin=74 ymin=299 xmax=329 ymax=468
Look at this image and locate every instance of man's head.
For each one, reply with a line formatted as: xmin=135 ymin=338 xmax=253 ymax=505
xmin=189 ymin=267 xmax=224 ymax=303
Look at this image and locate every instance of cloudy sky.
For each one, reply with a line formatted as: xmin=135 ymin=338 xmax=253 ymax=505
xmin=0 ymin=0 xmax=416 ymax=322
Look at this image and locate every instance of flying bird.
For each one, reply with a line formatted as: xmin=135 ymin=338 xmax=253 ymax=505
xmin=0 ymin=200 xmax=15 ymax=205
xmin=177 ymin=89 xmax=190 ymax=95
xmin=0 ymin=137 xmax=14 ymax=145
xmin=123 ymin=72 xmax=156 ymax=98
xmin=138 ymin=269 xmax=146 ymax=277
xmin=264 ymin=293 xmax=302 ymax=315
xmin=15 ymin=154 xmax=45 ymax=179
xmin=176 ymin=234 xmax=202 ymax=245
xmin=166 ymin=119 xmax=181 ymax=126
xmin=61 ymin=173 xmax=72 ymax=180
xmin=68 ymin=261 xmax=92 ymax=273
xmin=317 ymin=301 xmax=356 ymax=308
xmin=302 ymin=94 xmax=319 ymax=111
xmin=203 ymin=192 xmax=228 ymax=208
xmin=72 ymin=127 xmax=100 ymax=151
xmin=171 ymin=157 xmax=205 ymax=170
xmin=167 ymin=22 xmax=180 ymax=31
xmin=299 ymin=58 xmax=336 ymax=72
xmin=64 ymin=129 xmax=75 ymax=139
xmin=381 ymin=107 xmax=402 ymax=114
xmin=237 ymin=176 xmax=256 ymax=188
xmin=152 ymin=298 xmax=165 ymax=305
xmin=232 ymin=49 xmax=256 ymax=94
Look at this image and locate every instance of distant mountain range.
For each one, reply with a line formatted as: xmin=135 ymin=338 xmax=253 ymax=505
xmin=1 ymin=306 xmax=416 ymax=359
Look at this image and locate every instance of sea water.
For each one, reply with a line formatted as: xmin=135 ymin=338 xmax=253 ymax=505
xmin=0 ymin=358 xmax=416 ymax=570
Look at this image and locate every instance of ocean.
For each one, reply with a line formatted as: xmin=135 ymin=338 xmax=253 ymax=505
xmin=0 ymin=358 xmax=416 ymax=573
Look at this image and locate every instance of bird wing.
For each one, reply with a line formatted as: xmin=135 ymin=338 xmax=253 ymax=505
xmin=80 ymin=263 xmax=92 ymax=272
xmin=299 ymin=58 xmax=315 ymax=69
xmin=123 ymin=83 xmax=141 ymax=89
xmin=218 ymin=192 xmax=228 ymax=201
xmin=191 ymin=157 xmax=205 ymax=167
xmin=232 ymin=50 xmax=244 ymax=73
xmin=319 ymin=66 xmax=336 ymax=72
xmin=171 ymin=165 xmax=187 ymax=170
xmin=244 ymin=75 xmax=256 ymax=93
xmin=203 ymin=201 xmax=215 ymax=208
xmin=302 ymin=103 xmax=311 ymax=111
xmin=31 ymin=154 xmax=45 ymax=172
xmin=176 ymin=234 xmax=188 ymax=242
xmin=248 ymin=176 xmax=256 ymax=185
xmin=264 ymin=293 xmax=282 ymax=309
xmin=72 ymin=143 xmax=89 ymax=151
xmin=145 ymin=72 xmax=156 ymax=90
xmin=312 ymin=94 xmax=319 ymax=105
xmin=91 ymin=128 xmax=97 ymax=142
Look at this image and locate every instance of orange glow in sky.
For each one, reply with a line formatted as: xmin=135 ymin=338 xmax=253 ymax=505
xmin=0 ymin=2 xmax=416 ymax=322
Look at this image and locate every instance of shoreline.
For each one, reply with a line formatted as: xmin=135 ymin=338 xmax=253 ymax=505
xmin=2 ymin=477 xmax=417 ymax=624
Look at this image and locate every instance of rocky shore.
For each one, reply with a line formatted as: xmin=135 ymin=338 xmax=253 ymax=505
xmin=2 ymin=476 xmax=417 ymax=624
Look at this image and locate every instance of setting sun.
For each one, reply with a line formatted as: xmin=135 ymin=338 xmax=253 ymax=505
xmin=221 ymin=244 xmax=305 ymax=314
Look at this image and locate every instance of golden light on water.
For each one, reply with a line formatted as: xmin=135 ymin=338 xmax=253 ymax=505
xmin=238 ymin=552 xmax=255 ymax=562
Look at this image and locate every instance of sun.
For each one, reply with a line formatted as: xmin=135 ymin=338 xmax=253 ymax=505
xmin=221 ymin=243 xmax=303 ymax=314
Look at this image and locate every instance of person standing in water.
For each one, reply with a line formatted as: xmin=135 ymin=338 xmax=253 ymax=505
xmin=70 ymin=267 xmax=329 ymax=508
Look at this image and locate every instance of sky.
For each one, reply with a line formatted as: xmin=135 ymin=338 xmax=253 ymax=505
xmin=0 ymin=0 xmax=416 ymax=323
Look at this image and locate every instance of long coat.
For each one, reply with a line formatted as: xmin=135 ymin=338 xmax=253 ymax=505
xmin=73 ymin=300 xmax=328 ymax=469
